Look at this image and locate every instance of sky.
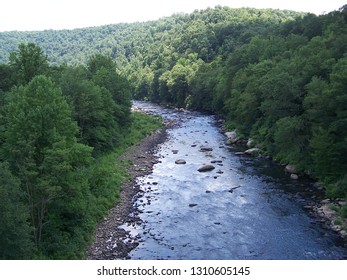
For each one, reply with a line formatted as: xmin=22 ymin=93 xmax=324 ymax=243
xmin=0 ymin=0 xmax=346 ymax=32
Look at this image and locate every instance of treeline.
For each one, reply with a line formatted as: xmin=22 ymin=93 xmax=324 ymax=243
xmin=0 ymin=7 xmax=302 ymax=66
xmin=0 ymin=43 xmax=161 ymax=259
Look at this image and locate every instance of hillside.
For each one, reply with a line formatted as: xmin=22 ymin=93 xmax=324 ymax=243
xmin=0 ymin=7 xmax=302 ymax=65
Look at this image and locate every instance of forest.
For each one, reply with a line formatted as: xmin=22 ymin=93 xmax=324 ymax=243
xmin=0 ymin=43 xmax=162 ymax=259
xmin=0 ymin=5 xmax=347 ymax=259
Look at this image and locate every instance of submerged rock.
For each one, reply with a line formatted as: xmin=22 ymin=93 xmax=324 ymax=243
xmin=198 ymin=165 xmax=215 ymax=172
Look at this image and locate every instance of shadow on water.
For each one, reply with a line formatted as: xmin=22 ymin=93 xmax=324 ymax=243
xmin=121 ymin=101 xmax=347 ymax=260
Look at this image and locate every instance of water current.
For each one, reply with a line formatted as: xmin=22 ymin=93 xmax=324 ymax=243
xmin=122 ymin=101 xmax=347 ymax=260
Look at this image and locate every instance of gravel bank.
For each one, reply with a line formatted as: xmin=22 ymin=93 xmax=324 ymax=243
xmin=86 ymin=127 xmax=167 ymax=259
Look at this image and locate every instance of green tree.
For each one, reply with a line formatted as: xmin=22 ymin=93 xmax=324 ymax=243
xmin=60 ymin=66 xmax=119 ymax=152
xmin=87 ymin=55 xmax=131 ymax=126
xmin=9 ymin=43 xmax=49 ymax=85
xmin=0 ymin=163 xmax=33 ymax=259
xmin=0 ymin=64 xmax=14 ymax=92
xmin=273 ymin=116 xmax=308 ymax=168
xmin=3 ymin=75 xmax=92 ymax=251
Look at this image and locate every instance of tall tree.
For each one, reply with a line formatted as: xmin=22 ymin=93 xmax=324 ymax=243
xmin=60 ymin=66 xmax=120 ymax=152
xmin=87 ymin=55 xmax=132 ymax=126
xmin=9 ymin=43 xmax=49 ymax=85
xmin=3 ymin=75 xmax=92 ymax=249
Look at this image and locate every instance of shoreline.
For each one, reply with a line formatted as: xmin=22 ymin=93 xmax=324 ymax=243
xmin=86 ymin=126 xmax=168 ymax=260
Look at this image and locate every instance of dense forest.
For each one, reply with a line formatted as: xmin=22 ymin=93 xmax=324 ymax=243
xmin=0 ymin=43 xmax=162 ymax=259
xmin=1 ymin=5 xmax=347 ymax=259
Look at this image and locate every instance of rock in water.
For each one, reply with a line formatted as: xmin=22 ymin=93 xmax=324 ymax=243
xmin=175 ymin=159 xmax=186 ymax=164
xmin=198 ymin=165 xmax=215 ymax=172
xmin=200 ymin=146 xmax=213 ymax=152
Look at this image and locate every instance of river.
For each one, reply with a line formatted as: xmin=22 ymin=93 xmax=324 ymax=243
xmin=121 ymin=101 xmax=346 ymax=260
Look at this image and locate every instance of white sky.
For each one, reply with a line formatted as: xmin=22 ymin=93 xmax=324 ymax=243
xmin=0 ymin=0 xmax=346 ymax=31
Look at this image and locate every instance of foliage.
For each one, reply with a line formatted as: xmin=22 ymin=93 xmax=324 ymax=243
xmin=8 ymin=42 xmax=49 ymax=85
xmin=0 ymin=163 xmax=33 ymax=259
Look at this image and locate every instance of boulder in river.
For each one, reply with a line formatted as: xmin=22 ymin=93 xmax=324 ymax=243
xmin=198 ymin=165 xmax=215 ymax=172
xmin=175 ymin=159 xmax=186 ymax=164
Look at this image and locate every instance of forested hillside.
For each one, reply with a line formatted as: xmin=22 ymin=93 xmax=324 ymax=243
xmin=1 ymin=5 xmax=347 ymax=259
xmin=0 ymin=43 xmax=162 ymax=259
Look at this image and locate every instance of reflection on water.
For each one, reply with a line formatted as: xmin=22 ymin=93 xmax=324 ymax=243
xmin=121 ymin=101 xmax=347 ymax=260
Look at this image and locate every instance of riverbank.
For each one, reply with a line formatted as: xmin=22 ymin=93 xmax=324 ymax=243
xmin=86 ymin=124 xmax=168 ymax=259
xmin=221 ymin=125 xmax=347 ymax=240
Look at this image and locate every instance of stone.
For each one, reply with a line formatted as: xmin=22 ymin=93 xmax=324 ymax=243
xmin=175 ymin=159 xmax=186 ymax=164
xmin=197 ymin=165 xmax=215 ymax=172
xmin=244 ymin=148 xmax=260 ymax=155
xmin=290 ymin=174 xmax=299 ymax=180
xmin=225 ymin=130 xmax=237 ymax=139
xmin=189 ymin=203 xmax=198 ymax=207
xmin=172 ymin=150 xmax=179 ymax=154
xmin=225 ymin=130 xmax=239 ymax=145
xmin=200 ymin=146 xmax=213 ymax=152
xmin=285 ymin=164 xmax=296 ymax=174
xmin=246 ymin=138 xmax=254 ymax=147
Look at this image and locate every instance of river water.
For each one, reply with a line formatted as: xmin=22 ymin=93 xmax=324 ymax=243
xmin=122 ymin=101 xmax=346 ymax=260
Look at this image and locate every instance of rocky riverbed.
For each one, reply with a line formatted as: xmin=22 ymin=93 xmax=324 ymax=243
xmin=86 ymin=127 xmax=168 ymax=259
